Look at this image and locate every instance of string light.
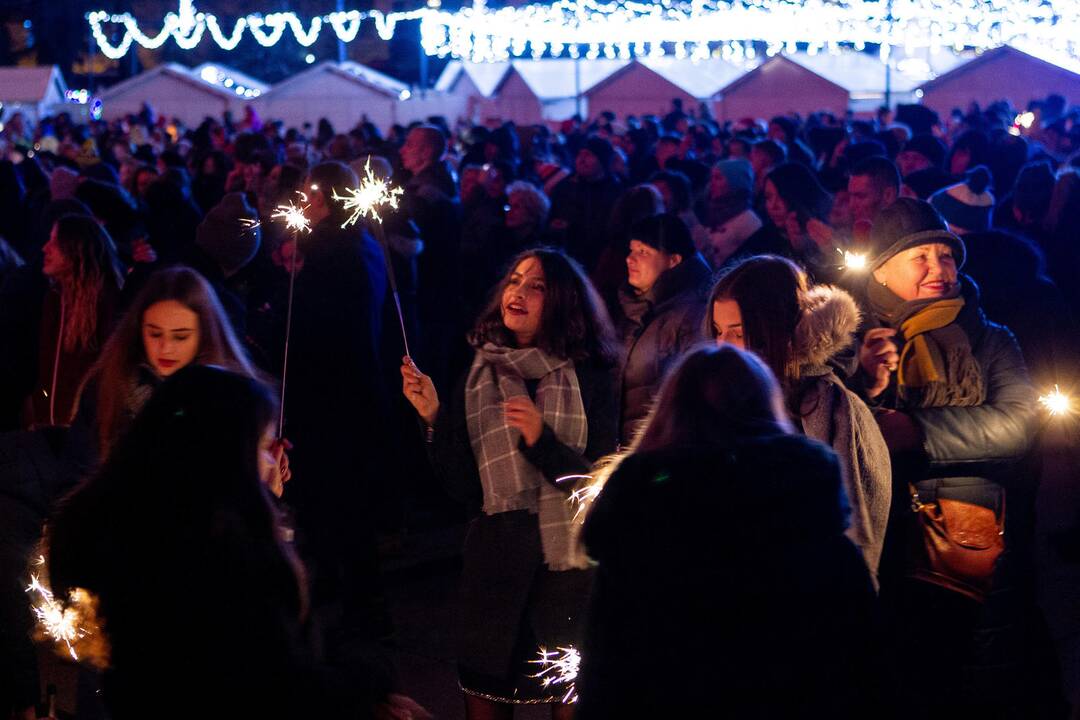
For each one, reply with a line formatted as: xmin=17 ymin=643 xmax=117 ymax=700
xmin=88 ymin=0 xmax=1080 ymax=70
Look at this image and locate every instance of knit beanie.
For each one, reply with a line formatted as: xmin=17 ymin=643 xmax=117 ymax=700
xmin=49 ymin=166 xmax=80 ymax=201
xmin=929 ymin=166 xmax=995 ymax=233
xmin=195 ymin=193 xmax=261 ymax=278
xmin=582 ymin=136 xmax=615 ymax=173
xmin=630 ymin=212 xmax=696 ymax=258
xmin=866 ymin=197 xmax=966 ymax=272
xmin=713 ymin=159 xmax=754 ymax=195
xmin=902 ymin=134 xmax=947 ymax=169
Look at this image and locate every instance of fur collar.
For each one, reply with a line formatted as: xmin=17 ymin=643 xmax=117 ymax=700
xmin=793 ymin=285 xmax=861 ymax=368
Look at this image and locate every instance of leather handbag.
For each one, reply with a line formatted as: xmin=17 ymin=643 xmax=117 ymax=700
xmin=907 ymin=485 xmax=1004 ymax=603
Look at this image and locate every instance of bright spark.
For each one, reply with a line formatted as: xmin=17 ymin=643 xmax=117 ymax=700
xmin=1039 ymin=385 xmax=1073 ymax=416
xmin=27 ymin=572 xmax=88 ymax=660
xmin=565 ymin=476 xmax=604 ymax=522
xmin=271 ymin=191 xmax=312 ymax=234
xmin=838 ymin=248 xmax=867 ymax=271
xmin=332 ymin=158 xmax=404 ymax=228
xmin=531 ymin=646 xmax=580 ymax=704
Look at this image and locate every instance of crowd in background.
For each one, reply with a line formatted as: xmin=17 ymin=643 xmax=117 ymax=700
xmin=0 ymin=89 xmax=1079 ymax=719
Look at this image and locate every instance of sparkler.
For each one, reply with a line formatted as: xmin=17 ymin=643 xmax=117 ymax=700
xmin=1039 ymin=385 xmax=1073 ymax=416
xmin=273 ymin=191 xmax=312 ymax=437
xmin=560 ymin=474 xmax=603 ymax=522
xmin=25 ymin=556 xmax=106 ymax=666
xmin=332 ymin=160 xmax=412 ymax=357
xmin=837 ymin=248 xmax=867 ymax=271
xmin=531 ymin=646 xmax=581 ymax=704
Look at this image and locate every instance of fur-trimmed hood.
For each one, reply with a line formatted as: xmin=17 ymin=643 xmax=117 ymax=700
xmin=793 ymin=285 xmax=862 ymax=368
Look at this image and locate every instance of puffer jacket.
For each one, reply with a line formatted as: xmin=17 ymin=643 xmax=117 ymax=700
xmin=793 ymin=285 xmax=892 ymax=580
xmin=616 ymin=254 xmax=712 ymax=444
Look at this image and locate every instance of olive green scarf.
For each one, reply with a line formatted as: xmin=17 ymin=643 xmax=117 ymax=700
xmin=868 ymin=281 xmax=985 ymax=408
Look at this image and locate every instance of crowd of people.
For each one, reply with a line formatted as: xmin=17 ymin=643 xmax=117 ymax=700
xmin=0 ymin=88 xmax=1078 ymax=719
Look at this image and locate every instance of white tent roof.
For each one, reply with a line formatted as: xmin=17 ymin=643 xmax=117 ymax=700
xmin=434 ymin=60 xmax=512 ymax=98
xmin=99 ymin=63 xmax=242 ymax=101
xmin=0 ymin=66 xmax=66 ymax=105
xmin=338 ymin=61 xmax=408 ymax=95
xmin=191 ymin=63 xmax=269 ymax=96
xmin=637 ymin=58 xmax=757 ymax=99
xmin=785 ymin=51 xmax=923 ymax=96
xmin=265 ymin=61 xmax=408 ymax=100
xmin=511 ymin=59 xmax=628 ymax=99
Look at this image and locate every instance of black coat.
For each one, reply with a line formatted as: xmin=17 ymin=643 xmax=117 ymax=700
xmin=403 ymin=162 xmax=463 ymax=323
xmin=428 ymin=356 xmax=619 ymax=516
xmin=577 ymin=437 xmax=881 ymax=717
xmin=616 ymin=254 xmax=712 ymax=443
xmin=548 ymin=174 xmax=623 ymax=273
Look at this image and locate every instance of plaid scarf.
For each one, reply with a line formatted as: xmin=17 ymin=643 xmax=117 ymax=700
xmin=465 ymin=343 xmax=589 ymax=570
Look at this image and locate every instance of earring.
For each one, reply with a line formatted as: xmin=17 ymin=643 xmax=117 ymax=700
xmin=880 ymin=279 xmax=888 ymax=288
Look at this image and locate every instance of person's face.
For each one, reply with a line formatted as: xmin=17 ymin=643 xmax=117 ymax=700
xmin=727 ymin=140 xmax=749 ymax=159
xmin=626 ymin=239 xmax=679 ymax=294
xmin=711 ymin=299 xmax=745 ymax=348
xmin=575 ymin=149 xmax=603 ymax=181
xmin=136 ymin=169 xmax=158 ymax=197
xmin=767 ymin=123 xmax=786 ymax=143
xmin=828 ymin=189 xmax=854 ymax=231
xmin=401 ymin=130 xmax=432 ymax=174
xmin=655 ymin=142 xmax=678 ymax=169
xmin=241 ymin=161 xmax=263 ymax=187
xmin=763 ymin=179 xmax=789 ymax=228
xmin=42 ymin=225 xmax=69 ymax=279
xmin=896 ymin=150 xmax=930 ymax=178
xmin=847 ymin=174 xmax=895 ymax=224
xmin=505 ymin=191 xmax=534 ymax=230
xmin=501 ymin=257 xmax=546 ymax=346
xmin=709 ymin=166 xmax=731 ymax=200
xmin=872 ymin=243 xmax=958 ymax=301
xmin=750 ymin=147 xmax=772 ymax=177
xmin=142 ymin=300 xmax=200 ymax=377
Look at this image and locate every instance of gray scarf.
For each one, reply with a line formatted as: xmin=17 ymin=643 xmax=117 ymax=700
xmin=465 ymin=343 xmax=589 ymax=570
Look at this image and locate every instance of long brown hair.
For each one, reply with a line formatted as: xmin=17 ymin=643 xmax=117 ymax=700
xmin=52 ymin=214 xmax=124 ymax=352
xmin=705 ymin=255 xmax=807 ymax=391
xmin=469 ymin=247 xmax=619 ymax=366
xmin=91 ymin=267 xmax=256 ymax=454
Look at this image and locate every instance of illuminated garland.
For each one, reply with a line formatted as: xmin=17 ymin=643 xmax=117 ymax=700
xmin=89 ymin=0 xmax=1080 ymax=70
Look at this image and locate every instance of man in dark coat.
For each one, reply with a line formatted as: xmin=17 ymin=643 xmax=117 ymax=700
xmin=548 ymin=137 xmax=623 ymax=273
xmin=281 ymin=161 xmax=393 ymax=663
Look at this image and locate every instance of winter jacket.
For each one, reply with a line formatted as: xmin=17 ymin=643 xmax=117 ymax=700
xmin=428 ymin=357 xmax=619 ymax=516
xmin=577 ymin=437 xmax=881 ymax=718
xmin=548 ymin=174 xmax=623 ymax=273
xmin=402 ymin=161 xmax=462 ymax=323
xmin=616 ymin=254 xmax=712 ymax=444
xmin=793 ymin=286 xmax=892 ymax=580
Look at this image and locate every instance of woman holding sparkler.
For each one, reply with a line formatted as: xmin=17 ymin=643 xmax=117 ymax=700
xmin=401 ymin=248 xmax=619 ymax=719
xmin=576 ymin=345 xmax=879 ymax=717
xmin=854 ymin=198 xmax=1042 ymax=715
xmin=705 ymin=255 xmax=892 ymax=583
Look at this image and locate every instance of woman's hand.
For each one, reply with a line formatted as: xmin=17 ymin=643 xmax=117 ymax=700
xmin=400 ymin=356 xmax=439 ymax=426
xmin=504 ymin=396 xmax=544 ymax=447
xmin=859 ymin=327 xmax=899 ymax=398
xmin=268 ymin=438 xmax=293 ymax=498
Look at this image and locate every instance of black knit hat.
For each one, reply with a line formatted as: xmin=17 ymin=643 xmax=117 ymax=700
xmin=866 ymin=197 xmax=966 ymax=272
xmin=630 ymin=213 xmax=696 ymax=258
xmin=195 ymin=193 xmax=261 ymax=278
xmin=902 ymin=134 xmax=947 ymax=169
xmin=581 ymin=136 xmax=615 ymax=173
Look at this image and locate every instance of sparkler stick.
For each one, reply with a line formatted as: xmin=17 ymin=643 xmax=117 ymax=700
xmin=531 ymin=646 xmax=581 ymax=704
xmin=1039 ymin=385 xmax=1073 ymax=417
xmin=332 ymin=159 xmax=411 ymax=357
xmin=272 ymin=192 xmax=312 ymax=437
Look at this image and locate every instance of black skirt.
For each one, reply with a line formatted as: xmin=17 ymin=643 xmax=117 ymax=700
xmin=457 ymin=509 xmax=592 ymax=704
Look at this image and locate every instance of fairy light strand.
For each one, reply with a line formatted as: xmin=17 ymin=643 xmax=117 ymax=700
xmin=88 ymin=0 xmax=1080 ymax=70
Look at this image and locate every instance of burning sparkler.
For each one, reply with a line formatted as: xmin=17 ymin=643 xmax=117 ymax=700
xmin=332 ymin=159 xmax=412 ymax=357
xmin=560 ymin=474 xmax=603 ymax=522
xmin=25 ymin=555 xmax=107 ymax=666
xmin=332 ymin=159 xmax=404 ymax=228
xmin=272 ymin=191 xmax=312 ymax=436
xmin=1039 ymin=385 xmax=1073 ymax=417
xmin=837 ymin=248 xmax=867 ymax=271
xmin=532 ymin=646 xmax=581 ymax=704
xmin=270 ymin=192 xmax=313 ymax=235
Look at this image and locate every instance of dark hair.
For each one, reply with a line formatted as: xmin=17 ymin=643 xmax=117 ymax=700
xmin=635 ymin=344 xmax=794 ymax=453
xmin=607 ymin=184 xmax=664 ymax=249
xmin=765 ymin=162 xmax=832 ymax=224
xmin=629 ymin=213 xmax=696 ymax=258
xmin=52 ymin=214 xmax=125 ymax=352
xmin=850 ymin=156 xmax=901 ymax=196
xmin=469 ymin=247 xmax=618 ymax=365
xmin=307 ymin=160 xmax=359 ymax=224
xmin=648 ymin=170 xmax=692 ymax=213
xmin=48 ymin=365 xmax=306 ymax=664
xmin=752 ymin=139 xmax=787 ymax=166
xmin=706 ymin=255 xmax=807 ymax=390
xmin=409 ymin=124 xmax=449 ymax=161
xmin=91 ymin=267 xmax=256 ymax=453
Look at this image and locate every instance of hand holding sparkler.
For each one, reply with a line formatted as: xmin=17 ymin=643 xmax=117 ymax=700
xmin=401 ymin=356 xmax=439 ymax=426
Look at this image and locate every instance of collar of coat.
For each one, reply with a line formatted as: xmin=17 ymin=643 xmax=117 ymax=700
xmin=620 ymin=252 xmax=713 ymax=322
xmin=794 ymin=284 xmax=861 ymax=371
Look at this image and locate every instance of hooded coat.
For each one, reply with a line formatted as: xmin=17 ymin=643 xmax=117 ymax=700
xmin=793 ymin=285 xmax=892 ymax=580
xmin=616 ymin=254 xmax=712 ymax=444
